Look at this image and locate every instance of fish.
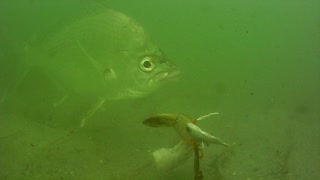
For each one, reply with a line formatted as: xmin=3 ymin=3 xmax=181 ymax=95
xmin=186 ymin=123 xmax=228 ymax=146
xmin=37 ymin=8 xmax=178 ymax=99
xmin=143 ymin=113 xmax=228 ymax=170
xmin=3 ymin=8 xmax=179 ymax=126
xmin=143 ymin=113 xmax=228 ymax=146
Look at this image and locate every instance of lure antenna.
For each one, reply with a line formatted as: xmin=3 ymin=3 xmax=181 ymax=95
xmin=197 ymin=112 xmax=219 ymax=121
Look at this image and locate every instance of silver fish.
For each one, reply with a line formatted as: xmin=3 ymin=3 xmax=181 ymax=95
xmin=186 ymin=123 xmax=229 ymax=146
xmin=5 ymin=9 xmax=179 ymax=126
xmin=36 ymin=9 xmax=179 ymax=100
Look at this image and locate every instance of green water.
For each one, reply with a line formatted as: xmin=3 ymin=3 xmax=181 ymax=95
xmin=1 ymin=0 xmax=319 ymax=179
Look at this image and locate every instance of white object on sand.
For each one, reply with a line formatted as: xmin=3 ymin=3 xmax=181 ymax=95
xmin=152 ymin=141 xmax=193 ymax=171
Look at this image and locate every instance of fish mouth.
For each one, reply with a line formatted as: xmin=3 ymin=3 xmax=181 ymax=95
xmin=149 ymin=70 xmax=180 ymax=86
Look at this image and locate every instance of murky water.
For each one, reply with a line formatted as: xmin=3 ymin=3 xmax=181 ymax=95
xmin=1 ymin=0 xmax=319 ymax=179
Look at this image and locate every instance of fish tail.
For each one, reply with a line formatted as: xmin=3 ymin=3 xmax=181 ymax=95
xmin=0 ymin=34 xmax=33 ymax=104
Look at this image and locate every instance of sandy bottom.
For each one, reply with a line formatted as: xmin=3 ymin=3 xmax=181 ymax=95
xmin=0 ymin=104 xmax=319 ymax=179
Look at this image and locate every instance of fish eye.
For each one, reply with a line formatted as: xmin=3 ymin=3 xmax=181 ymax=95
xmin=139 ymin=56 xmax=155 ymax=72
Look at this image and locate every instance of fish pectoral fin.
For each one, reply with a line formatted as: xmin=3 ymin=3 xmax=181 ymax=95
xmin=80 ymin=97 xmax=106 ymax=127
xmin=52 ymin=95 xmax=69 ymax=108
xmin=104 ymin=67 xmax=117 ymax=82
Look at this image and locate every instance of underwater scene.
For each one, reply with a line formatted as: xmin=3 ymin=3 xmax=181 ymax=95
xmin=0 ymin=0 xmax=319 ymax=179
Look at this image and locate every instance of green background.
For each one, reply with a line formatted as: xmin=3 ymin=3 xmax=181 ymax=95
xmin=0 ymin=0 xmax=319 ymax=179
